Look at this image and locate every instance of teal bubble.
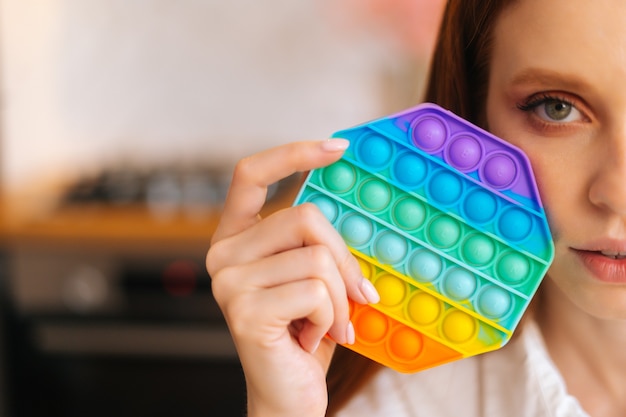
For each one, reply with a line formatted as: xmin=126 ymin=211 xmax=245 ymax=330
xmin=443 ymin=268 xmax=477 ymax=300
xmin=463 ymin=189 xmax=497 ymax=224
xmin=374 ymin=231 xmax=408 ymax=265
xmin=358 ymin=179 xmax=391 ymax=212
xmin=357 ymin=135 xmax=393 ymax=167
xmin=392 ymin=197 xmax=427 ymax=230
xmin=498 ymin=208 xmax=533 ymax=241
xmin=393 ymin=153 xmax=428 ymax=187
xmin=340 ymin=214 xmax=373 ymax=247
xmin=497 ymin=252 xmax=531 ymax=284
xmin=428 ymin=171 xmax=463 ymax=205
xmin=428 ymin=216 xmax=461 ymax=249
xmin=407 ymin=250 xmax=443 ymax=282
xmin=308 ymin=194 xmax=339 ymax=223
xmin=322 ymin=161 xmax=356 ymax=193
xmin=462 ymin=234 xmax=496 ymax=266
xmin=478 ymin=286 xmax=512 ymax=318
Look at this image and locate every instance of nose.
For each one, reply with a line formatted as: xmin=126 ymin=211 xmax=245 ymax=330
xmin=588 ymin=132 xmax=626 ymax=216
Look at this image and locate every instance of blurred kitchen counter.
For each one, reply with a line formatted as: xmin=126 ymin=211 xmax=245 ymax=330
xmin=0 ymin=179 xmax=299 ymax=252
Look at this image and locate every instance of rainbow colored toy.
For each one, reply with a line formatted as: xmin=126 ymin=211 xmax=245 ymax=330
xmin=293 ymin=103 xmax=554 ymax=373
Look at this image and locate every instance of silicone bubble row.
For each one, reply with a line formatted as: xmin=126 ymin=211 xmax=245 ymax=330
xmin=312 ymin=156 xmax=551 ymax=260
xmin=348 ymin=302 xmax=463 ymax=371
xmin=357 ymin=252 xmax=525 ymax=333
xmin=355 ymin=259 xmax=508 ymax=354
xmin=409 ymin=113 xmax=522 ymax=187
xmin=302 ymin=187 xmax=546 ymax=296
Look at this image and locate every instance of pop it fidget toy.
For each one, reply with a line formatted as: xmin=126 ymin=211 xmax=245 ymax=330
xmin=293 ymin=103 xmax=554 ymax=373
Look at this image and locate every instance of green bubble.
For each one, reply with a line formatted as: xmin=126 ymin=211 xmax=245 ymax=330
xmin=428 ymin=216 xmax=461 ymax=248
xmin=462 ymin=234 xmax=495 ymax=266
xmin=497 ymin=252 xmax=530 ymax=284
xmin=393 ymin=197 xmax=426 ymax=230
xmin=322 ymin=161 xmax=356 ymax=193
xmin=358 ymin=179 xmax=391 ymax=212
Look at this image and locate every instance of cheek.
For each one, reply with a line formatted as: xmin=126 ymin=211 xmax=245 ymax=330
xmin=519 ymin=149 xmax=571 ymax=241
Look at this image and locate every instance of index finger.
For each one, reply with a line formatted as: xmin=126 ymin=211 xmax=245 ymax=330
xmin=212 ymin=139 xmax=350 ymax=243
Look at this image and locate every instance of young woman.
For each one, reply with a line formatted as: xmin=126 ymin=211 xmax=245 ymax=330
xmin=207 ymin=0 xmax=626 ymax=416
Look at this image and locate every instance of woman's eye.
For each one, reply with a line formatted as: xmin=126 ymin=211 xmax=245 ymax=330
xmin=519 ymin=96 xmax=584 ymax=124
xmin=537 ymin=99 xmax=581 ymax=122
xmin=542 ymin=100 xmax=573 ymax=120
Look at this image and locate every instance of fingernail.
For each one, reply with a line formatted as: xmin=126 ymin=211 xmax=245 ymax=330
xmin=346 ymin=321 xmax=355 ymax=345
xmin=320 ymin=138 xmax=350 ymax=152
xmin=308 ymin=339 xmax=321 ymax=354
xmin=360 ymin=277 xmax=380 ymax=304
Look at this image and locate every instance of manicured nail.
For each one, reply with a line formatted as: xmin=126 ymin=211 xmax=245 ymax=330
xmin=320 ymin=138 xmax=350 ymax=152
xmin=308 ymin=338 xmax=321 ymax=354
xmin=346 ymin=321 xmax=355 ymax=345
xmin=360 ymin=277 xmax=380 ymax=304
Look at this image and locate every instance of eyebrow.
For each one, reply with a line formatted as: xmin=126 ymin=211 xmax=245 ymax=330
xmin=508 ymin=68 xmax=590 ymax=91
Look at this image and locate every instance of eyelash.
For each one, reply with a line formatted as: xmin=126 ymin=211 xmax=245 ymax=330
xmin=516 ymin=93 xmax=574 ymax=113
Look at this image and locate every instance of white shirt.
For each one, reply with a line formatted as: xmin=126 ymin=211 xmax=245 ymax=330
xmin=336 ymin=321 xmax=589 ymax=417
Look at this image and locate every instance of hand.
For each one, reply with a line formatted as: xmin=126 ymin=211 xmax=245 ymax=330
xmin=207 ymin=139 xmax=379 ymax=417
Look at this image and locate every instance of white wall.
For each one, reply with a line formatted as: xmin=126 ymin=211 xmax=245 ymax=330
xmin=0 ymin=0 xmax=406 ymax=190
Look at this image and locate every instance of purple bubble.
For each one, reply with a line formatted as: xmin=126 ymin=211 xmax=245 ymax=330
xmin=412 ymin=117 xmax=447 ymax=152
xmin=482 ymin=153 xmax=518 ymax=189
xmin=446 ymin=135 xmax=482 ymax=172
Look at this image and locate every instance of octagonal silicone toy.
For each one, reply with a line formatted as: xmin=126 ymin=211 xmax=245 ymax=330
xmin=293 ymin=103 xmax=554 ymax=373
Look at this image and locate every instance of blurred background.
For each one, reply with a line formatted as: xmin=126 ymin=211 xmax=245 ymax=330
xmin=0 ymin=0 xmax=444 ymax=415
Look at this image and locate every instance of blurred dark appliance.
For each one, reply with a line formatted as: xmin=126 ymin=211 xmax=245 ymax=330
xmin=4 ymin=245 xmax=245 ymax=417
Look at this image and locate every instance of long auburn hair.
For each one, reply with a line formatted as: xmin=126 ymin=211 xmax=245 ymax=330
xmin=326 ymin=0 xmax=518 ymax=414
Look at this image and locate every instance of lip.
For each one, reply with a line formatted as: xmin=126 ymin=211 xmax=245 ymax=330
xmin=573 ymin=248 xmax=626 ymax=283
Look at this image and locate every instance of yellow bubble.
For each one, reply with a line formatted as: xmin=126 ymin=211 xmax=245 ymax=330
xmin=442 ymin=310 xmax=477 ymax=344
xmin=375 ymin=275 xmax=407 ymax=307
xmin=357 ymin=258 xmax=374 ymax=279
xmin=389 ymin=327 xmax=423 ymax=361
xmin=407 ymin=292 xmax=441 ymax=325
xmin=355 ymin=309 xmax=388 ymax=344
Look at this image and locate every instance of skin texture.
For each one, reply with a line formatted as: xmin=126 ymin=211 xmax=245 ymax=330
xmin=486 ymin=0 xmax=626 ymax=415
xmin=208 ymin=1 xmax=626 ymax=416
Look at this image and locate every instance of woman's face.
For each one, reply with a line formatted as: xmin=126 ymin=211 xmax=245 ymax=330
xmin=486 ymin=0 xmax=626 ymax=319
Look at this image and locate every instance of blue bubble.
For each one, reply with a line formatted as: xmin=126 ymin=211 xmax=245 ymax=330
xmin=393 ymin=153 xmax=428 ymax=187
xmin=463 ymin=189 xmax=497 ymax=224
xmin=340 ymin=214 xmax=373 ymax=247
xmin=309 ymin=194 xmax=339 ymax=223
xmin=428 ymin=171 xmax=463 ymax=205
xmin=498 ymin=208 xmax=533 ymax=241
xmin=357 ymin=135 xmax=393 ymax=168
xmin=443 ymin=268 xmax=477 ymax=300
xmin=374 ymin=232 xmax=408 ymax=265
xmin=407 ymin=250 xmax=443 ymax=282
xmin=478 ymin=286 xmax=512 ymax=318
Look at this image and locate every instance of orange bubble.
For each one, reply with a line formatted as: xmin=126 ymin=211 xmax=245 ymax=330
xmin=389 ymin=327 xmax=423 ymax=361
xmin=355 ymin=309 xmax=389 ymax=344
